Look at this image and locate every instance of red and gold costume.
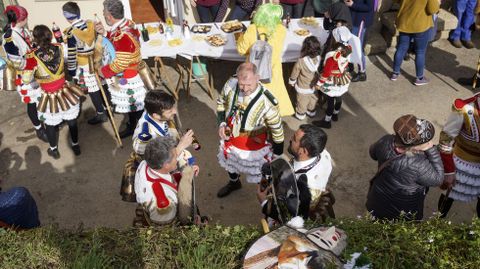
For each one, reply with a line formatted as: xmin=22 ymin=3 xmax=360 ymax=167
xmin=101 ymin=18 xmax=146 ymax=113
xmin=439 ymin=93 xmax=480 ymax=202
xmin=317 ymin=49 xmax=351 ymax=97
xmin=1 ymin=6 xmax=40 ymax=103
xmin=22 ymin=44 xmax=84 ymax=126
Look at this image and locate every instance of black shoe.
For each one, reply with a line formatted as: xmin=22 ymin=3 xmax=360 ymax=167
xmin=449 ymin=39 xmax=462 ymax=48
xmin=47 ymin=148 xmax=60 ymax=159
xmin=461 ymin=40 xmax=475 ymax=49
xmin=332 ymin=114 xmax=338 ymax=122
xmin=119 ymin=124 xmax=135 ymax=139
xmin=71 ymin=144 xmax=81 ymax=156
xmin=217 ymin=180 xmax=242 ymax=198
xmin=87 ymin=113 xmax=108 ymax=125
xmin=313 ymin=119 xmax=332 ymax=129
xmin=351 ymin=72 xmax=367 ymax=82
xmin=36 ymin=127 xmax=48 ymax=142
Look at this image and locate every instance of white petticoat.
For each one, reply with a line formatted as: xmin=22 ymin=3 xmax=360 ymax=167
xmin=76 ymin=65 xmax=100 ymax=93
xmin=17 ymin=81 xmax=41 ymax=104
xmin=217 ymin=140 xmax=272 ymax=183
xmin=38 ymin=96 xmax=80 ymax=126
xmin=108 ymin=74 xmax=146 ymax=113
xmin=320 ymin=82 xmax=349 ymax=97
xmin=449 ymin=155 xmax=480 ymax=202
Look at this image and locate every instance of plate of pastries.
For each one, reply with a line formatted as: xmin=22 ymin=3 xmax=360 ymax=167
xmin=205 ymin=34 xmax=227 ymax=47
xmin=191 ymin=24 xmax=212 ymax=33
xmin=168 ymin=38 xmax=183 ymax=47
xmin=299 ymin=17 xmax=319 ymax=27
xmin=146 ymin=25 xmax=159 ymax=35
xmin=294 ymin=28 xmax=311 ymax=37
xmin=221 ymin=20 xmax=245 ymax=33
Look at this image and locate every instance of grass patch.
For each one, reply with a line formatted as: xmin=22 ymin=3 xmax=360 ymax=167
xmin=1 ymin=218 xmax=480 ymax=268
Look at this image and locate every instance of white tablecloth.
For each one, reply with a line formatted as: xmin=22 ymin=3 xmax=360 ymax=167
xmin=139 ymin=18 xmax=328 ymax=63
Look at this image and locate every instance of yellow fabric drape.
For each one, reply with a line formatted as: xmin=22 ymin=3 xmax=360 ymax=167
xmin=236 ymin=24 xmax=294 ymax=117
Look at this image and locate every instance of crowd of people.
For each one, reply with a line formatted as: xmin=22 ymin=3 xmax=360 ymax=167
xmin=0 ymin=0 xmax=479 ymax=230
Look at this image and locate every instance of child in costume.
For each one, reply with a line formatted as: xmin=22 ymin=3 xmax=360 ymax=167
xmin=2 ymin=5 xmax=47 ymax=142
xmin=23 ymin=25 xmax=84 ymax=159
xmin=313 ymin=40 xmax=352 ymax=129
xmin=289 ymin=36 xmax=322 ymax=120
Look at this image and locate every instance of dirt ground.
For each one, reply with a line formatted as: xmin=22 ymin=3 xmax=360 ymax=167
xmin=1 ymin=37 xmax=479 ymax=229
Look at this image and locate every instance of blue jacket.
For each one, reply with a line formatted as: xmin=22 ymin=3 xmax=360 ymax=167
xmin=349 ymin=0 xmax=375 ymax=28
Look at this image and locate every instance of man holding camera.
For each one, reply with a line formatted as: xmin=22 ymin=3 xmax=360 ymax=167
xmin=257 ymin=124 xmax=334 ymax=222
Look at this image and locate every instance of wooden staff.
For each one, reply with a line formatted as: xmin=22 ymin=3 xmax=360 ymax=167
xmin=88 ymin=56 xmax=123 ymax=147
xmin=473 ymin=54 xmax=480 ymax=90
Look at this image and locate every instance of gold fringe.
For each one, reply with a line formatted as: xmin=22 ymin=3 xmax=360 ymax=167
xmin=67 ymin=83 xmax=86 ymax=97
xmin=48 ymin=93 xmax=59 ymax=113
xmin=2 ymin=62 xmax=17 ymax=91
xmin=62 ymin=87 xmax=79 ymax=106
xmin=38 ymin=93 xmax=49 ymax=113
xmin=56 ymin=91 xmax=70 ymax=111
xmin=138 ymin=60 xmax=155 ymax=91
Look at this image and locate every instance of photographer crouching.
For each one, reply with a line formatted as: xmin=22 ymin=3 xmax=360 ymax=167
xmin=257 ymin=124 xmax=336 ymax=225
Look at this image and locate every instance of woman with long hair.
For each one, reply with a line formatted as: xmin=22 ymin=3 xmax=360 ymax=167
xmin=22 ymin=25 xmax=84 ymax=159
xmin=236 ymin=3 xmax=294 ymax=117
xmin=2 ymin=5 xmax=47 ymax=142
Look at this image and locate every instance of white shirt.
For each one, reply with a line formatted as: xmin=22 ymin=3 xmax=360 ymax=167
xmin=135 ymin=160 xmax=178 ymax=224
xmin=293 ymin=150 xmax=333 ymax=192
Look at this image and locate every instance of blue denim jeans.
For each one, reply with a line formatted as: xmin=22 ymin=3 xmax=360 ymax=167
xmin=197 ymin=4 xmax=220 ymax=23
xmin=393 ymin=29 xmax=431 ymax=78
xmin=449 ymin=0 xmax=477 ymax=41
xmin=352 ymin=22 xmax=367 ymax=72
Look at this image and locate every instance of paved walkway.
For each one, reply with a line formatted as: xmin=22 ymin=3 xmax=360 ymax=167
xmin=0 ymin=37 xmax=479 ymax=228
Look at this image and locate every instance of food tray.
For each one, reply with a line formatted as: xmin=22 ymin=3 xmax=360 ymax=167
xmin=191 ymin=24 xmax=212 ymax=34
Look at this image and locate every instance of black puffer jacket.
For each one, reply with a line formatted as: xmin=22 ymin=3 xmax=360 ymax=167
xmin=366 ymin=135 xmax=444 ymax=220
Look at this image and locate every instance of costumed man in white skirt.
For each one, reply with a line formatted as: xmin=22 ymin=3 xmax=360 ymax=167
xmin=62 ymin=1 xmax=108 ymax=125
xmin=2 ymin=5 xmax=47 ymax=142
xmin=95 ymin=0 xmax=146 ymax=138
xmin=23 ymin=25 xmax=84 ymax=159
xmin=438 ymin=93 xmax=480 ymax=218
xmin=216 ymin=63 xmax=284 ymax=198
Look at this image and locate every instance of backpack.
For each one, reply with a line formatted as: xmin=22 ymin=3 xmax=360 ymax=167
xmin=249 ymin=29 xmax=272 ymax=84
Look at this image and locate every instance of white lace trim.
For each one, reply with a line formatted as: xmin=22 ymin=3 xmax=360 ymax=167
xmin=38 ymin=103 xmax=80 ymax=126
xmin=450 ymin=155 xmax=480 ymax=202
xmin=217 ymin=141 xmax=272 ymax=183
xmin=108 ymin=75 xmax=146 ymax=113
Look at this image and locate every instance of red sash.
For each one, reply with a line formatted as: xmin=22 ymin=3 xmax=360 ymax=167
xmin=145 ymin=165 xmax=178 ymax=209
xmin=41 ymin=78 xmax=65 ymax=93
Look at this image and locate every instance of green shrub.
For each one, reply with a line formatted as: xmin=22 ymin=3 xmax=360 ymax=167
xmin=0 ymin=218 xmax=479 ymax=269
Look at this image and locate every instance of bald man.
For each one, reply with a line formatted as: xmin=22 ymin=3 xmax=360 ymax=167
xmin=216 ymin=63 xmax=284 ymax=198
